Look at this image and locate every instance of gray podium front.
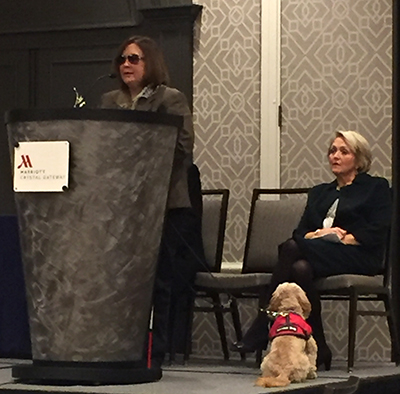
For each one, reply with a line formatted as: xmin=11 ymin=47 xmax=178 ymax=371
xmin=5 ymin=109 xmax=182 ymax=384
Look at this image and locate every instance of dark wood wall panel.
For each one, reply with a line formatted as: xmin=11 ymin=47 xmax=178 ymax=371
xmin=0 ymin=51 xmax=30 ymax=214
xmin=1 ymin=0 xmax=141 ymax=34
xmin=35 ymin=46 xmax=119 ymax=108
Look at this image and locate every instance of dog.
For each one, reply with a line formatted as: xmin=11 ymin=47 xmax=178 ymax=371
xmin=255 ymin=282 xmax=318 ymax=388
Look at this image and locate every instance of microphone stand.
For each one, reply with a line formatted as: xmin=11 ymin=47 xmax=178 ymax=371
xmin=73 ymin=73 xmax=116 ymax=108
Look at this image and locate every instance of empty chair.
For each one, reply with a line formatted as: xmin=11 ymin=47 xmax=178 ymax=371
xmin=184 ymin=189 xmax=230 ymax=360
xmin=201 ymin=190 xmax=229 ymax=274
xmin=190 ymin=188 xmax=308 ymax=361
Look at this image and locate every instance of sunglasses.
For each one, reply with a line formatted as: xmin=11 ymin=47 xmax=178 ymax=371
xmin=117 ymin=54 xmax=145 ymax=65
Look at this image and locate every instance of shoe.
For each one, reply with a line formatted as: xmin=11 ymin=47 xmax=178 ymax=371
xmin=230 ymin=338 xmax=269 ymax=353
xmin=230 ymin=313 xmax=270 ymax=353
xmin=230 ymin=334 xmax=270 ymax=354
xmin=230 ymin=341 xmax=256 ymax=353
xmin=150 ymin=358 xmax=163 ymax=369
xmin=317 ymin=345 xmax=332 ymax=371
xmin=147 ymin=357 xmax=163 ymax=381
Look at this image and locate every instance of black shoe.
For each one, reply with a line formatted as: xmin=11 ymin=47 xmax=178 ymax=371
xmin=230 ymin=337 xmax=269 ymax=353
xmin=151 ymin=367 xmax=163 ymax=381
xmin=230 ymin=312 xmax=270 ymax=353
xmin=147 ymin=357 xmax=163 ymax=381
xmin=317 ymin=345 xmax=332 ymax=371
xmin=230 ymin=341 xmax=259 ymax=353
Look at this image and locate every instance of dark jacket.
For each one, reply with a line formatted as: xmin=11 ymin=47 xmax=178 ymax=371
xmin=101 ymin=85 xmax=194 ymax=209
xmin=293 ymin=173 xmax=391 ymax=251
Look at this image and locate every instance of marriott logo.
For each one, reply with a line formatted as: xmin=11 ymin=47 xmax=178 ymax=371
xmin=17 ymin=155 xmax=33 ymax=169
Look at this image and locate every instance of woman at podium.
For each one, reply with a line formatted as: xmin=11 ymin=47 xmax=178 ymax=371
xmin=101 ymin=35 xmax=205 ymax=369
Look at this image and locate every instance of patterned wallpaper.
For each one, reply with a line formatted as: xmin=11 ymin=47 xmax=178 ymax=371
xmin=193 ymin=0 xmax=261 ymax=263
xmin=191 ymin=0 xmax=393 ymax=363
xmin=280 ymin=0 xmax=392 ymax=187
xmin=194 ymin=0 xmax=392 ymax=263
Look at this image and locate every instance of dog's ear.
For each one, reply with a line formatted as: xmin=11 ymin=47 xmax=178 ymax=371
xmin=297 ymin=288 xmax=311 ymax=318
xmin=268 ymin=287 xmax=281 ymax=312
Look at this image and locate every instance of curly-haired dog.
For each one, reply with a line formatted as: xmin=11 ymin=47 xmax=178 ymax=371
xmin=255 ymin=282 xmax=318 ymax=388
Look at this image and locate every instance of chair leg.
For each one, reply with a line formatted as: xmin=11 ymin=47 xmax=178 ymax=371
xmin=183 ymin=294 xmax=196 ymax=362
xmin=347 ymin=288 xmax=358 ymax=373
xmin=168 ymin=291 xmax=194 ymax=364
xmin=255 ymin=288 xmax=269 ymax=366
xmin=211 ymin=293 xmax=229 ymax=361
xmin=230 ymin=297 xmax=246 ymax=361
xmin=254 ymin=288 xmax=269 ymax=366
xmin=383 ymin=295 xmax=400 ymax=364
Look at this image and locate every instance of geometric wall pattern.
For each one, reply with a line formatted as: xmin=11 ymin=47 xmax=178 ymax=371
xmin=281 ymin=0 xmax=392 ymax=187
xmin=193 ymin=0 xmax=261 ymax=263
xmin=191 ymin=0 xmax=393 ymax=363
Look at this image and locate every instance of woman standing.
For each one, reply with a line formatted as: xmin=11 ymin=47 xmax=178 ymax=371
xmin=101 ymin=36 xmax=205 ymax=370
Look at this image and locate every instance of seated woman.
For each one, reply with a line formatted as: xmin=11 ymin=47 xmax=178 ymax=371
xmin=231 ymin=130 xmax=391 ymax=371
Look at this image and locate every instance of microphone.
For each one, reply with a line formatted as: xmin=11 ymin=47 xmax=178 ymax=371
xmin=73 ymin=73 xmax=117 ymax=108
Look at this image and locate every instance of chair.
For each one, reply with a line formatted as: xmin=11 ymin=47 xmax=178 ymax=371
xmin=191 ymin=188 xmax=308 ymax=361
xmin=315 ymin=229 xmax=400 ymax=372
xmin=201 ymin=190 xmax=229 ymax=275
xmin=184 ymin=189 xmax=230 ymax=360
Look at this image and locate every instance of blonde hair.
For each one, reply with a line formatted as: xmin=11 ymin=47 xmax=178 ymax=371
xmin=328 ymin=130 xmax=372 ymax=173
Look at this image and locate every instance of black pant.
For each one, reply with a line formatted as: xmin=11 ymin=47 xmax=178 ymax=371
xmin=242 ymin=238 xmax=328 ymax=352
xmin=151 ymin=207 xmax=206 ymax=364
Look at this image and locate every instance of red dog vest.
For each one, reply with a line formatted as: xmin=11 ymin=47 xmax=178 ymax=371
xmin=269 ymin=313 xmax=312 ymax=340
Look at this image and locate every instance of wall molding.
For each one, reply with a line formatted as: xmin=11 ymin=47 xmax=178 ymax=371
xmin=260 ymin=0 xmax=281 ymax=188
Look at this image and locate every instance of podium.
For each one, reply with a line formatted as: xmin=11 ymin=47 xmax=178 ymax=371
xmin=5 ymin=109 xmax=182 ymax=384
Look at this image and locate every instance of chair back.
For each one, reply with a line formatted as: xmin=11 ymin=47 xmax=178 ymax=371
xmin=384 ymin=188 xmax=394 ymax=287
xmin=242 ymin=188 xmax=308 ymax=274
xmin=201 ymin=189 xmax=229 ymax=272
xmin=383 ymin=226 xmax=392 ymax=288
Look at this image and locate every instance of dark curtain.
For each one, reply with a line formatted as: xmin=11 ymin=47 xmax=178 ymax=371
xmin=391 ymin=0 xmax=400 ymax=362
xmin=0 ymin=216 xmax=31 ymax=358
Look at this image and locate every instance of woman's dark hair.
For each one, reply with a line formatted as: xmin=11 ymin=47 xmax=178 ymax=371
xmin=113 ymin=35 xmax=170 ymax=92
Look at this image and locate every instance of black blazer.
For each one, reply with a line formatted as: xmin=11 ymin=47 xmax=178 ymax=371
xmin=293 ymin=173 xmax=391 ymax=251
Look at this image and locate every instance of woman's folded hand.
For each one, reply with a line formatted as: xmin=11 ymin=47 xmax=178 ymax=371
xmin=341 ymin=234 xmax=360 ymax=245
xmin=305 ymin=227 xmax=347 ymax=239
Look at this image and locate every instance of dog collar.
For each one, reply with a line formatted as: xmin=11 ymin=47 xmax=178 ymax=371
xmin=261 ymin=308 xmax=300 ymax=321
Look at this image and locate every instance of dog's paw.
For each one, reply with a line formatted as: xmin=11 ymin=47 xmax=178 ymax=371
xmin=255 ymin=375 xmax=290 ymax=387
xmin=307 ymin=369 xmax=317 ymax=380
xmin=255 ymin=377 xmax=267 ymax=387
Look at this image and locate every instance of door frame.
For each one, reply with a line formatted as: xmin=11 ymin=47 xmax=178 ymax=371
xmin=260 ymin=0 xmax=281 ymax=188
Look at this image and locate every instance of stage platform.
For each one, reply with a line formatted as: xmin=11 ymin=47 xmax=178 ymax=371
xmin=0 ymin=358 xmax=399 ymax=394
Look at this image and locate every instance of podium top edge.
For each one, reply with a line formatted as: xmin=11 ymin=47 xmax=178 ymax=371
xmin=5 ymin=108 xmax=183 ymax=129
